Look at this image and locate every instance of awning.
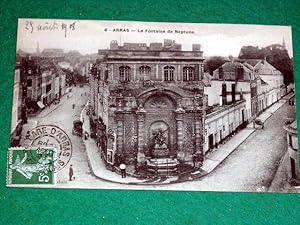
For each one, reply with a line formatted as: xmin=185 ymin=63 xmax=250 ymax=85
xmin=37 ymin=101 xmax=45 ymax=109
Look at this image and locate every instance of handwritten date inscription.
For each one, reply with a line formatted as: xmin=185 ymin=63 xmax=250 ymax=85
xmin=25 ymin=20 xmax=76 ymax=37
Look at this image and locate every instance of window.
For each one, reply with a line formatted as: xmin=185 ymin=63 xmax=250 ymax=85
xmin=46 ymin=84 xmax=51 ymax=93
xmin=27 ymin=79 xmax=32 ymax=87
xmin=139 ymin=66 xmax=151 ymax=80
xmin=163 ymin=66 xmax=175 ymax=81
xmin=119 ymin=66 xmax=131 ymax=82
xmin=183 ymin=67 xmax=195 ymax=81
xmin=289 ymin=134 xmax=293 ymax=149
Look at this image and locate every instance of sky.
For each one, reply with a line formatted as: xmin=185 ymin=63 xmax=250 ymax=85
xmin=17 ymin=19 xmax=293 ymax=57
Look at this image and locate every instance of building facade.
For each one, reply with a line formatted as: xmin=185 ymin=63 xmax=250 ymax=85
xmin=25 ymin=58 xmax=42 ymax=107
xmin=209 ymin=60 xmax=258 ymax=122
xmin=10 ymin=56 xmax=27 ymax=146
xmin=20 ymin=56 xmax=67 ymax=112
xmin=284 ymin=119 xmax=299 ymax=182
xmin=204 ymin=99 xmax=246 ymax=153
xmin=244 ymin=59 xmax=285 ymax=114
xmin=90 ymin=40 xmax=207 ymax=173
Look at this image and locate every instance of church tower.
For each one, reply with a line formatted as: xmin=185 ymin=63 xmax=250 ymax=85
xmin=282 ymin=37 xmax=286 ymax=50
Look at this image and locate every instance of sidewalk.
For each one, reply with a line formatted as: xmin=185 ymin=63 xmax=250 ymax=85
xmin=36 ymin=91 xmax=73 ymax=118
xmin=81 ymin=96 xmax=289 ymax=185
xmin=203 ymin=98 xmax=289 ymax=175
xmin=81 ymin=103 xmax=149 ymax=185
xmin=268 ymin=151 xmax=289 ymax=192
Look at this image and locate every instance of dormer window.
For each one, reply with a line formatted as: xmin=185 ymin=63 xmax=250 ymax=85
xmin=119 ymin=66 xmax=131 ymax=82
xmin=163 ymin=66 xmax=175 ymax=81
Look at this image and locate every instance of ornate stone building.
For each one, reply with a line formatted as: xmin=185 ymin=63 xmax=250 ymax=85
xmin=89 ymin=40 xmax=207 ymax=174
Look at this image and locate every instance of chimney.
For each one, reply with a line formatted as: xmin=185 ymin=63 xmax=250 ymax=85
xmin=219 ymin=67 xmax=224 ymax=80
xmin=236 ymin=65 xmax=244 ymax=80
xmin=222 ymin=83 xmax=227 ymax=105
xmin=232 ymin=83 xmax=236 ymax=103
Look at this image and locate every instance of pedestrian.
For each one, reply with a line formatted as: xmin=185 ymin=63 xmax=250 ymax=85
xmin=120 ymin=163 xmax=126 ymax=178
xmin=72 ymin=104 xmax=75 ymax=109
xmin=69 ymin=164 xmax=74 ymax=181
xmin=84 ymin=131 xmax=89 ymax=140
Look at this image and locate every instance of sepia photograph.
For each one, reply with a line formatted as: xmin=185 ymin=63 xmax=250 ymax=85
xmin=7 ymin=18 xmax=297 ymax=192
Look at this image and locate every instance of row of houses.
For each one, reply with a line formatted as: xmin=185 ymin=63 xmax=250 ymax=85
xmin=10 ymin=55 xmax=67 ymax=146
xmin=203 ymin=58 xmax=285 ymax=153
xmin=25 ymin=57 xmax=67 ymax=110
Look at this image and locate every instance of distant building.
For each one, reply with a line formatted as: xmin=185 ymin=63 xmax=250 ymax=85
xmin=19 ymin=56 xmax=67 ymax=112
xmin=76 ymin=61 xmax=94 ymax=81
xmin=41 ymin=48 xmax=64 ymax=58
xmin=57 ymin=67 xmax=67 ymax=97
xmin=24 ymin=57 xmax=43 ymax=111
xmin=90 ymin=40 xmax=207 ymax=174
xmin=244 ymin=59 xmax=285 ymax=114
xmin=41 ymin=65 xmax=54 ymax=105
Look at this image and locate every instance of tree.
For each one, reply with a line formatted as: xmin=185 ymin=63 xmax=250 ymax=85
xmin=238 ymin=44 xmax=294 ymax=85
xmin=204 ymin=56 xmax=227 ymax=75
xmin=239 ymin=46 xmax=261 ymax=59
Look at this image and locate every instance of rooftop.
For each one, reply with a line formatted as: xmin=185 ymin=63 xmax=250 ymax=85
xmin=206 ymin=99 xmax=246 ymax=117
xmin=212 ymin=61 xmax=254 ymax=81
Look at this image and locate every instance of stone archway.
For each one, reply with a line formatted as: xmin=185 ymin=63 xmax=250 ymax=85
xmin=143 ymin=94 xmax=176 ymax=157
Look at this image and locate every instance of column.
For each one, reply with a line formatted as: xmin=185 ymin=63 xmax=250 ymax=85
xmin=115 ymin=111 xmax=124 ymax=153
xmin=136 ymin=106 xmax=146 ymax=165
xmin=175 ymin=107 xmax=185 ymax=152
xmin=133 ymin=64 xmax=136 ymax=81
xmin=110 ymin=64 xmax=114 ymax=81
xmin=177 ymin=64 xmax=181 ymax=81
xmin=194 ymin=109 xmax=203 ymax=156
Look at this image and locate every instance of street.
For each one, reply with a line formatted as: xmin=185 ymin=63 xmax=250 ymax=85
xmin=158 ymin=100 xmax=295 ymax=192
xmin=21 ymin=88 xmax=294 ymax=191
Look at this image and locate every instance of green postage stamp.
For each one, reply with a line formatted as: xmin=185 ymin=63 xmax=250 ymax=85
xmin=7 ymin=147 xmax=57 ymax=186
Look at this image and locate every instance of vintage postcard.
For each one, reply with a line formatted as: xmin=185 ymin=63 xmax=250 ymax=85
xmin=8 ymin=18 xmax=298 ymax=192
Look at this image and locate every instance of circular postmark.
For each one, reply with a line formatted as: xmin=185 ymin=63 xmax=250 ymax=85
xmin=27 ymin=125 xmax=72 ymax=171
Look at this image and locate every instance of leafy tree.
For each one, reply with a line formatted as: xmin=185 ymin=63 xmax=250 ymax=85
xmin=238 ymin=44 xmax=293 ymax=85
xmin=239 ymin=46 xmax=261 ymax=59
xmin=204 ymin=56 xmax=227 ymax=75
